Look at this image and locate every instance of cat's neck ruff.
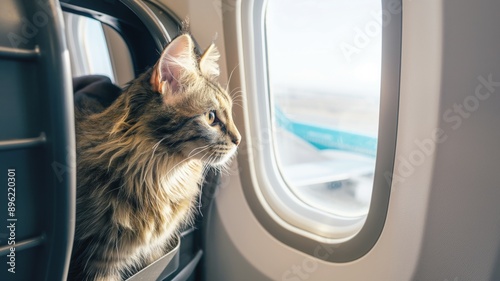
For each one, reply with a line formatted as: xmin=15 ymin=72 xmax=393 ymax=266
xmin=109 ymin=136 xmax=203 ymax=204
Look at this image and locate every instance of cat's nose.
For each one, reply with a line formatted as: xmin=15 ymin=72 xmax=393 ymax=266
xmin=231 ymin=131 xmax=241 ymax=146
xmin=232 ymin=136 xmax=241 ymax=146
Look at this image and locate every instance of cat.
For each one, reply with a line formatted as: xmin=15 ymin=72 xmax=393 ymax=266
xmin=68 ymin=32 xmax=241 ymax=281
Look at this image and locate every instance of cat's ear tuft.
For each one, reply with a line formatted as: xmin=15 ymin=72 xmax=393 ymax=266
xmin=151 ymin=34 xmax=197 ymax=96
xmin=199 ymin=43 xmax=220 ymax=81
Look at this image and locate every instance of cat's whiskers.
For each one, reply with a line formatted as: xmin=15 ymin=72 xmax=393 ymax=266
xmin=229 ymin=89 xmax=244 ymax=109
xmin=212 ymin=147 xmax=237 ymax=178
xmin=165 ymin=146 xmax=210 ymax=177
xmin=210 ymin=151 xmax=224 ymax=173
xmin=231 ymin=97 xmax=244 ymax=104
xmin=142 ymin=137 xmax=169 ymax=185
xmin=196 ymin=150 xmax=215 ymax=214
xmin=230 ymin=89 xmax=243 ymax=102
xmin=232 ymin=103 xmax=243 ymax=110
xmin=187 ymin=144 xmax=211 ymax=158
xmin=229 ymin=87 xmax=242 ymax=97
xmin=152 ymin=137 xmax=167 ymax=154
xmin=222 ymin=153 xmax=237 ymax=175
xmin=201 ymin=150 xmax=218 ymax=207
xmin=225 ymin=63 xmax=240 ymax=94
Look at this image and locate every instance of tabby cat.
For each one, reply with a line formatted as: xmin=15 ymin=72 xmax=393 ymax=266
xmin=69 ymin=33 xmax=241 ymax=280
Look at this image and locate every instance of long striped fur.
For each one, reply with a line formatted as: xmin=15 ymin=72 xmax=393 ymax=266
xmin=68 ymin=33 xmax=240 ymax=281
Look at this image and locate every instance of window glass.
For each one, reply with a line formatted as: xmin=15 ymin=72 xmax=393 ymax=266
xmin=266 ymin=0 xmax=382 ymax=218
xmin=63 ymin=13 xmax=116 ymax=81
xmin=81 ymin=17 xmax=115 ymax=80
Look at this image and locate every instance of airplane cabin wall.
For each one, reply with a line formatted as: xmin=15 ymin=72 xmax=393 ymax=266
xmin=412 ymin=0 xmax=500 ymax=279
xmin=160 ymin=0 xmax=500 ymax=280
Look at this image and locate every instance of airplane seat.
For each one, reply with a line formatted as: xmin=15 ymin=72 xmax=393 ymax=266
xmin=0 ymin=0 xmax=74 ymax=280
xmin=73 ymin=75 xmax=122 ymax=113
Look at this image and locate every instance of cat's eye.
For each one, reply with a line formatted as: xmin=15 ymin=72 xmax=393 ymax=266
xmin=206 ymin=110 xmax=217 ymax=125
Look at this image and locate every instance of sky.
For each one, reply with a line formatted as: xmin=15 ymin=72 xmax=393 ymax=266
xmin=266 ymin=0 xmax=383 ymax=98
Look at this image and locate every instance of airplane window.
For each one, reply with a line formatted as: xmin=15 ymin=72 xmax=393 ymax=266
xmin=63 ymin=13 xmax=134 ymax=86
xmin=266 ymin=0 xmax=381 ymax=221
xmin=240 ymin=0 xmax=398 ymax=258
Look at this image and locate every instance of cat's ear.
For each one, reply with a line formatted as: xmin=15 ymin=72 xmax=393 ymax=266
xmin=199 ymin=43 xmax=220 ymax=81
xmin=151 ymin=34 xmax=197 ymax=97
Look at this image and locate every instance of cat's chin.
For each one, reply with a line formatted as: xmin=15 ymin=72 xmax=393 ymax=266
xmin=180 ymin=145 xmax=235 ymax=166
xmin=207 ymin=148 xmax=237 ymax=167
xmin=209 ymin=156 xmax=233 ymax=167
